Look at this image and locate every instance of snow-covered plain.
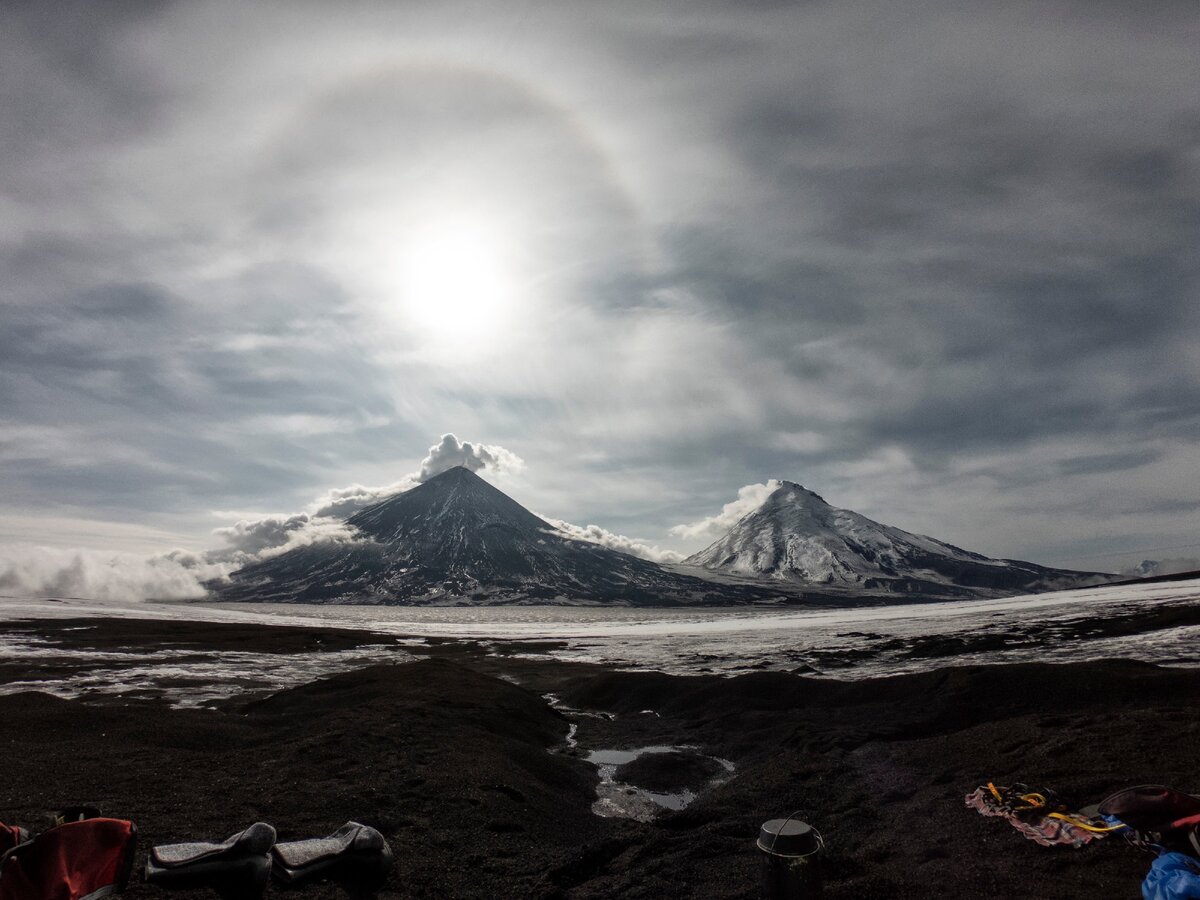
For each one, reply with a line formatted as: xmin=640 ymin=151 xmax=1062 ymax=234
xmin=2 ymin=577 xmax=1199 ymax=707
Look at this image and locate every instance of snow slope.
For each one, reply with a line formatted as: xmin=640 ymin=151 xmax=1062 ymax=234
xmin=213 ymin=467 xmax=777 ymax=605
xmin=684 ymin=482 xmax=1102 ymax=598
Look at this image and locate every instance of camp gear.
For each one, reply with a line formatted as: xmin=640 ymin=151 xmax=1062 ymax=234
xmin=965 ymin=783 xmax=1120 ymax=848
xmin=55 ymin=809 xmax=103 ymax=827
xmin=0 ymin=826 xmax=30 ymax=858
xmin=0 ymin=817 xmax=137 ymax=900
xmin=270 ymin=822 xmax=392 ymax=891
xmin=757 ymin=815 xmax=823 ymax=899
xmin=1097 ymin=785 xmax=1200 ymax=855
xmin=1141 ymin=852 xmax=1200 ymax=900
xmin=142 ymin=822 xmax=275 ymax=900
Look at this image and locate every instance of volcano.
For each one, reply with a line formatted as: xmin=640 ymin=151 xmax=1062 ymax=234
xmin=682 ymin=481 xmax=1102 ymax=598
xmin=213 ymin=467 xmax=776 ymax=605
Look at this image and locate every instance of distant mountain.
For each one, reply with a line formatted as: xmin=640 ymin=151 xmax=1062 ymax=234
xmin=683 ymin=482 xmax=1102 ymax=598
xmin=1108 ymin=559 xmax=1200 ymax=586
xmin=1128 ymin=560 xmax=1161 ymax=579
xmin=212 ymin=469 xmax=1107 ymax=606
xmin=213 ymin=467 xmax=775 ymax=606
xmin=1121 ymin=559 xmax=1200 ymax=580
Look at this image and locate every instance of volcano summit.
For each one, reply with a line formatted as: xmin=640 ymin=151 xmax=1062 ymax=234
xmin=214 ymin=467 xmax=775 ymax=605
xmin=685 ymin=481 xmax=1099 ymax=599
xmin=213 ymin=468 xmax=1103 ymax=606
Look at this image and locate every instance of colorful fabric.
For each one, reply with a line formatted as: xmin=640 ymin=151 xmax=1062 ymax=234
xmin=965 ymin=785 xmax=1108 ymax=849
xmin=0 ymin=818 xmax=137 ymax=900
xmin=1142 ymin=852 xmax=1200 ymax=900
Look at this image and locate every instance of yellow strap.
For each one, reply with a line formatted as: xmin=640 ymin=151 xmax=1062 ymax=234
xmin=983 ymin=780 xmax=1123 ymax=833
xmin=987 ymin=783 xmax=1045 ymax=811
xmin=1046 ymin=813 xmax=1125 ymax=833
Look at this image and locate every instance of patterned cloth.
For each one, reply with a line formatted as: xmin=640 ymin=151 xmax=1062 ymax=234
xmin=965 ymin=785 xmax=1108 ymax=849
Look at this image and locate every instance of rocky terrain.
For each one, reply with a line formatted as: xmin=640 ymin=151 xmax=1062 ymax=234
xmin=2 ymin=615 xmax=1197 ymax=899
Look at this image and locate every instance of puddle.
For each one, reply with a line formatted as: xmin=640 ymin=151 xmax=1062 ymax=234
xmin=585 ymin=745 xmax=735 ymax=821
xmin=540 ymin=694 xmax=734 ymax=819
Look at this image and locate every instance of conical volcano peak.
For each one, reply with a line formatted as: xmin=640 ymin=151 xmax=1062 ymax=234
xmin=414 ymin=464 xmax=494 ymax=493
xmin=770 ymin=482 xmax=831 ymax=506
xmin=347 ymin=464 xmax=542 ymax=543
xmin=427 ymin=464 xmax=480 ymax=483
xmin=746 ymin=483 xmax=837 ymax=527
xmin=686 ymin=479 xmax=1097 ymax=596
xmin=214 ymin=464 xmax=1101 ymax=605
xmin=216 ymin=461 xmax=773 ymax=605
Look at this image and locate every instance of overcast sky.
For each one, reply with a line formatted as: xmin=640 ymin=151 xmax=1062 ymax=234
xmin=2 ymin=0 xmax=1199 ymax=589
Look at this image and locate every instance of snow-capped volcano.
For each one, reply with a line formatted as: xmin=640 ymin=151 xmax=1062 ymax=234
xmin=213 ymin=469 xmax=1102 ymax=605
xmin=214 ymin=467 xmax=774 ymax=605
xmin=683 ymin=481 xmax=1099 ymax=597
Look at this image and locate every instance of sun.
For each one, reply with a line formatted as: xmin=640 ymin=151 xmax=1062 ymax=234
xmin=400 ymin=218 xmax=514 ymax=351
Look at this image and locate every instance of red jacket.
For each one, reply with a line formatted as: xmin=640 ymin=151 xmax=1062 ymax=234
xmin=0 ymin=819 xmax=137 ymax=900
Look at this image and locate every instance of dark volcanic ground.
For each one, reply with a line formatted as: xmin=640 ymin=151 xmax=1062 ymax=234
xmin=3 ymin=617 xmax=1199 ymax=898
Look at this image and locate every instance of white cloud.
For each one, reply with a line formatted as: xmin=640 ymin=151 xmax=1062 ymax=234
xmin=0 ymin=544 xmax=231 ymax=602
xmin=0 ymin=511 xmax=364 ymax=604
xmin=417 ymin=433 xmax=524 ymax=482
xmin=210 ymin=512 xmax=360 ymax=559
xmin=670 ymin=480 xmax=780 ymax=543
xmin=540 ymin=516 xmax=684 ymax=563
xmin=310 ymin=433 xmax=523 ymax=518
xmin=212 ymin=513 xmax=315 ymax=555
xmin=255 ymin=518 xmax=360 ymax=559
xmin=309 ymin=483 xmax=415 ymax=520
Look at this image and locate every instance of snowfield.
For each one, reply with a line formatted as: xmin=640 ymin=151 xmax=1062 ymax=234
xmin=2 ymin=576 xmax=1198 ymax=707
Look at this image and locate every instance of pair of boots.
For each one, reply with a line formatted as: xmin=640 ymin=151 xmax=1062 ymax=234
xmin=143 ymin=821 xmax=393 ymax=899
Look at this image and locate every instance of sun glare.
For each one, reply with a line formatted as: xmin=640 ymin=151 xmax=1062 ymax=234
xmin=400 ymin=219 xmax=514 ymax=351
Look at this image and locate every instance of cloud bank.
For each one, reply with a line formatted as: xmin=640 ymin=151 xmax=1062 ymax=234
xmin=541 ymin=517 xmax=684 ymax=564
xmin=211 ymin=517 xmax=361 ymax=561
xmin=0 ymin=545 xmax=230 ymax=602
xmin=670 ymin=480 xmax=781 ymax=544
